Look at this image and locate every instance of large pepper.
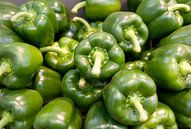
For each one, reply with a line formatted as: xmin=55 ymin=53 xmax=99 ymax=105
xmin=33 ymin=97 xmax=82 ymax=129
xmin=62 ymin=69 xmax=105 ymax=109
xmin=158 ymin=89 xmax=191 ymax=128
xmin=145 ymin=43 xmax=191 ymax=91
xmin=10 ymin=0 xmax=57 ymax=47
xmin=34 ymin=66 xmax=62 ymax=102
xmin=0 ymin=24 xmax=22 ymax=44
xmin=71 ymin=0 xmax=121 ymax=21
xmin=159 ymin=24 xmax=191 ymax=46
xmin=136 ymin=0 xmax=190 ymax=39
xmin=40 ymin=37 xmax=78 ymax=74
xmin=102 ymin=12 xmax=148 ymax=54
xmin=74 ymin=31 xmax=125 ymax=80
xmin=0 ymin=42 xmax=43 ymax=89
xmin=103 ymin=70 xmax=158 ymax=125
xmin=127 ymin=0 xmax=142 ymax=12
xmin=131 ymin=102 xmax=178 ymax=129
xmin=0 ymin=89 xmax=43 ymax=129
xmin=84 ymin=101 xmax=128 ymax=129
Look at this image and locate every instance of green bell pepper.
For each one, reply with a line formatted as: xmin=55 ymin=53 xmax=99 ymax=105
xmin=136 ymin=0 xmax=190 ymax=39
xmin=71 ymin=0 xmax=121 ymax=21
xmin=0 ymin=42 xmax=43 ymax=89
xmin=131 ymin=102 xmax=178 ymax=129
xmin=102 ymin=12 xmax=148 ymax=54
xmin=0 ymin=24 xmax=22 ymax=44
xmin=159 ymin=25 xmax=191 ymax=46
xmin=145 ymin=43 xmax=191 ymax=91
xmin=74 ymin=31 xmax=125 ymax=80
xmin=84 ymin=101 xmax=128 ymax=129
xmin=127 ymin=0 xmax=142 ymax=12
xmin=33 ymin=97 xmax=82 ymax=129
xmin=103 ymin=70 xmax=158 ymax=125
xmin=10 ymin=0 xmax=57 ymax=47
xmin=158 ymin=89 xmax=191 ymax=128
xmin=40 ymin=37 xmax=78 ymax=74
xmin=0 ymin=89 xmax=43 ymax=129
xmin=62 ymin=69 xmax=105 ymax=109
xmin=34 ymin=66 xmax=62 ymax=102
xmin=123 ymin=60 xmax=146 ymax=71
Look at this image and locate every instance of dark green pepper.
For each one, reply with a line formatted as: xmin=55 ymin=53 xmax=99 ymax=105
xmin=159 ymin=89 xmax=191 ymax=128
xmin=34 ymin=66 xmax=62 ymax=102
xmin=62 ymin=69 xmax=105 ymax=109
xmin=74 ymin=31 xmax=125 ymax=80
xmin=123 ymin=60 xmax=146 ymax=71
xmin=10 ymin=0 xmax=57 ymax=47
xmin=0 ymin=42 xmax=43 ymax=89
xmin=145 ymin=43 xmax=191 ymax=91
xmin=0 ymin=89 xmax=43 ymax=129
xmin=102 ymin=12 xmax=148 ymax=54
xmin=127 ymin=0 xmax=142 ymax=12
xmin=84 ymin=101 xmax=128 ymax=129
xmin=40 ymin=37 xmax=78 ymax=74
xmin=103 ymin=70 xmax=158 ymax=125
xmin=136 ymin=0 xmax=190 ymax=39
xmin=33 ymin=97 xmax=82 ymax=129
xmin=131 ymin=102 xmax=178 ymax=129
xmin=0 ymin=24 xmax=22 ymax=44
xmin=71 ymin=0 xmax=121 ymax=21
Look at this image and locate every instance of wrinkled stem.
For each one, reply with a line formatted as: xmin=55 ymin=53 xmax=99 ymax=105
xmin=156 ymin=125 xmax=164 ymax=129
xmin=125 ymin=29 xmax=141 ymax=53
xmin=0 ymin=62 xmax=11 ymax=76
xmin=179 ymin=61 xmax=191 ymax=76
xmin=169 ymin=4 xmax=190 ymax=12
xmin=71 ymin=1 xmax=86 ymax=14
xmin=91 ymin=52 xmax=103 ymax=78
xmin=10 ymin=12 xmax=35 ymax=22
xmin=79 ymin=78 xmax=86 ymax=89
xmin=40 ymin=46 xmax=69 ymax=56
xmin=0 ymin=111 xmax=13 ymax=129
xmin=73 ymin=17 xmax=92 ymax=31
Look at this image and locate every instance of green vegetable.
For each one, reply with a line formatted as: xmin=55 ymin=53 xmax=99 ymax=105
xmin=74 ymin=31 xmax=125 ymax=80
xmin=123 ymin=60 xmax=146 ymax=71
xmin=0 ymin=42 xmax=43 ymax=89
xmin=145 ymin=43 xmax=191 ymax=91
xmin=34 ymin=66 xmax=62 ymax=102
xmin=136 ymin=0 xmax=190 ymax=39
xmin=103 ymin=70 xmax=158 ymax=125
xmin=10 ymin=0 xmax=57 ymax=47
xmin=62 ymin=69 xmax=105 ymax=109
xmin=33 ymin=97 xmax=82 ymax=129
xmin=40 ymin=37 xmax=78 ymax=74
xmin=159 ymin=89 xmax=191 ymax=128
xmin=131 ymin=102 xmax=178 ymax=129
xmin=0 ymin=89 xmax=43 ymax=129
xmin=84 ymin=101 xmax=128 ymax=129
xmin=71 ymin=0 xmax=121 ymax=21
xmin=127 ymin=0 xmax=142 ymax=12
xmin=102 ymin=12 xmax=148 ymax=54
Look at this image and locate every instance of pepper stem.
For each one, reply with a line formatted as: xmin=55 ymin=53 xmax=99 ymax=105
xmin=79 ymin=78 xmax=86 ymax=89
xmin=91 ymin=52 xmax=103 ymax=78
xmin=169 ymin=4 xmax=190 ymax=12
xmin=71 ymin=1 xmax=87 ymax=14
xmin=156 ymin=125 xmax=164 ymax=129
xmin=0 ymin=62 xmax=11 ymax=76
xmin=73 ymin=17 xmax=92 ymax=31
xmin=10 ymin=12 xmax=35 ymax=22
xmin=0 ymin=111 xmax=13 ymax=129
xmin=40 ymin=46 xmax=69 ymax=56
xmin=179 ymin=61 xmax=191 ymax=76
xmin=125 ymin=29 xmax=141 ymax=53
xmin=130 ymin=96 xmax=148 ymax=122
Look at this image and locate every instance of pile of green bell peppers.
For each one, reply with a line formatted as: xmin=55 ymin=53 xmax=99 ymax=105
xmin=2 ymin=0 xmax=191 ymax=128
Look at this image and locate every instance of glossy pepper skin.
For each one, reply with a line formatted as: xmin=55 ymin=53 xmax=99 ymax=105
xmin=62 ymin=69 xmax=105 ymax=109
xmin=145 ymin=43 xmax=191 ymax=91
xmin=0 ymin=89 xmax=43 ymax=129
xmin=0 ymin=24 xmax=22 ymax=44
xmin=34 ymin=66 xmax=62 ymax=102
xmin=127 ymin=0 xmax=142 ymax=12
xmin=84 ymin=101 xmax=128 ymax=129
xmin=103 ymin=70 xmax=158 ymax=125
xmin=33 ymin=97 xmax=82 ymax=129
xmin=131 ymin=102 xmax=178 ymax=129
xmin=123 ymin=60 xmax=146 ymax=71
xmin=71 ymin=0 xmax=121 ymax=21
xmin=102 ymin=12 xmax=148 ymax=54
xmin=10 ymin=0 xmax=57 ymax=47
xmin=74 ymin=31 xmax=125 ymax=80
xmin=40 ymin=37 xmax=78 ymax=74
xmin=0 ymin=42 xmax=43 ymax=89
xmin=159 ymin=25 xmax=191 ymax=46
xmin=158 ymin=89 xmax=191 ymax=128
xmin=136 ymin=0 xmax=190 ymax=39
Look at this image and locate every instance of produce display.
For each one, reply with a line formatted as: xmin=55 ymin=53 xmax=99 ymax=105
xmin=1 ymin=0 xmax=191 ymax=128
